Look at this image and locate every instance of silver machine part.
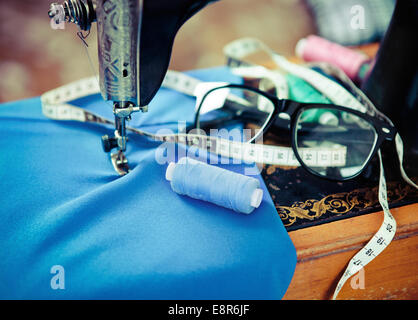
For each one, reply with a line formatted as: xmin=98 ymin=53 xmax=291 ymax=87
xmin=48 ymin=0 xmax=217 ymax=175
xmin=96 ymin=0 xmax=143 ymax=108
xmin=97 ymin=0 xmax=146 ymax=163
xmin=48 ymin=0 xmax=146 ymax=174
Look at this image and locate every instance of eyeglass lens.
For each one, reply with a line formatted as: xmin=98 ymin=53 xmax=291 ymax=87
xmin=295 ymin=107 xmax=377 ymax=180
xmin=196 ymin=87 xmax=275 ymax=143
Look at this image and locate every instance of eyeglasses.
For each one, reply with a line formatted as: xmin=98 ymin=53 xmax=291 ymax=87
xmin=192 ymin=84 xmax=396 ymax=181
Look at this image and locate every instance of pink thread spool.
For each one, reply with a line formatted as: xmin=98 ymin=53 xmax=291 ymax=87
xmin=296 ymin=35 xmax=371 ymax=81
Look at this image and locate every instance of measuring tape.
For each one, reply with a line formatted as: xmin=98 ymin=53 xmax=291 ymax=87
xmin=223 ymin=37 xmax=417 ymax=299
xmin=41 ymin=70 xmax=346 ymax=168
xmin=40 ymin=38 xmax=417 ymax=299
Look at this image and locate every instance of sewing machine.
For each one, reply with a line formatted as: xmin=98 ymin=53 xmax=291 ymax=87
xmin=48 ymin=0 xmax=217 ymax=175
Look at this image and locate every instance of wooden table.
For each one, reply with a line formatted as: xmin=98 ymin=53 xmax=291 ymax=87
xmin=282 ymin=203 xmax=418 ymax=300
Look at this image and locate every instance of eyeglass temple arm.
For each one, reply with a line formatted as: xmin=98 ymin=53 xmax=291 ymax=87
xmin=191 ymin=97 xmax=270 ymax=130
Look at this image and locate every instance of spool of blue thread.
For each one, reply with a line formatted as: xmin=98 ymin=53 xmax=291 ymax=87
xmin=165 ymin=157 xmax=263 ymax=214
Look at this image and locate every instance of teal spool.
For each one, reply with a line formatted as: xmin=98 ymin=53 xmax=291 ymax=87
xmin=286 ymin=74 xmax=338 ymax=124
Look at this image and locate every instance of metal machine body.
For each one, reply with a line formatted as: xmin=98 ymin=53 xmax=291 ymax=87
xmin=48 ymin=0 xmax=217 ymax=174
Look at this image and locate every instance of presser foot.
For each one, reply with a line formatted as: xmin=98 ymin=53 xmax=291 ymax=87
xmin=102 ymin=132 xmax=130 ymax=176
xmin=101 ymin=103 xmax=147 ymax=176
xmin=110 ymin=150 xmax=130 ymax=176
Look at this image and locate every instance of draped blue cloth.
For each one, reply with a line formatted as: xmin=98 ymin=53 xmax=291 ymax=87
xmin=0 ymin=67 xmax=296 ymax=299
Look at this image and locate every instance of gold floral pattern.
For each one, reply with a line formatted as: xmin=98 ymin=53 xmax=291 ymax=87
xmin=276 ymin=182 xmax=417 ymax=228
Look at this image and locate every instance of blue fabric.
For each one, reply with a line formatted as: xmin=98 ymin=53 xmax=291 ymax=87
xmin=0 ymin=67 xmax=296 ymax=299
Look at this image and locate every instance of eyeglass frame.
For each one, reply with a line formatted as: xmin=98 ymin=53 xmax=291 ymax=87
xmin=193 ymin=84 xmax=397 ymax=181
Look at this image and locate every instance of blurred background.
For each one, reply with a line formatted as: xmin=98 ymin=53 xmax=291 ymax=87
xmin=0 ymin=0 xmax=315 ymax=102
xmin=0 ymin=0 xmax=394 ymax=102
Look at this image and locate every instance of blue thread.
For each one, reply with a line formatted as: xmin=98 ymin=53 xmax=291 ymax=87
xmin=166 ymin=157 xmax=263 ymax=214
